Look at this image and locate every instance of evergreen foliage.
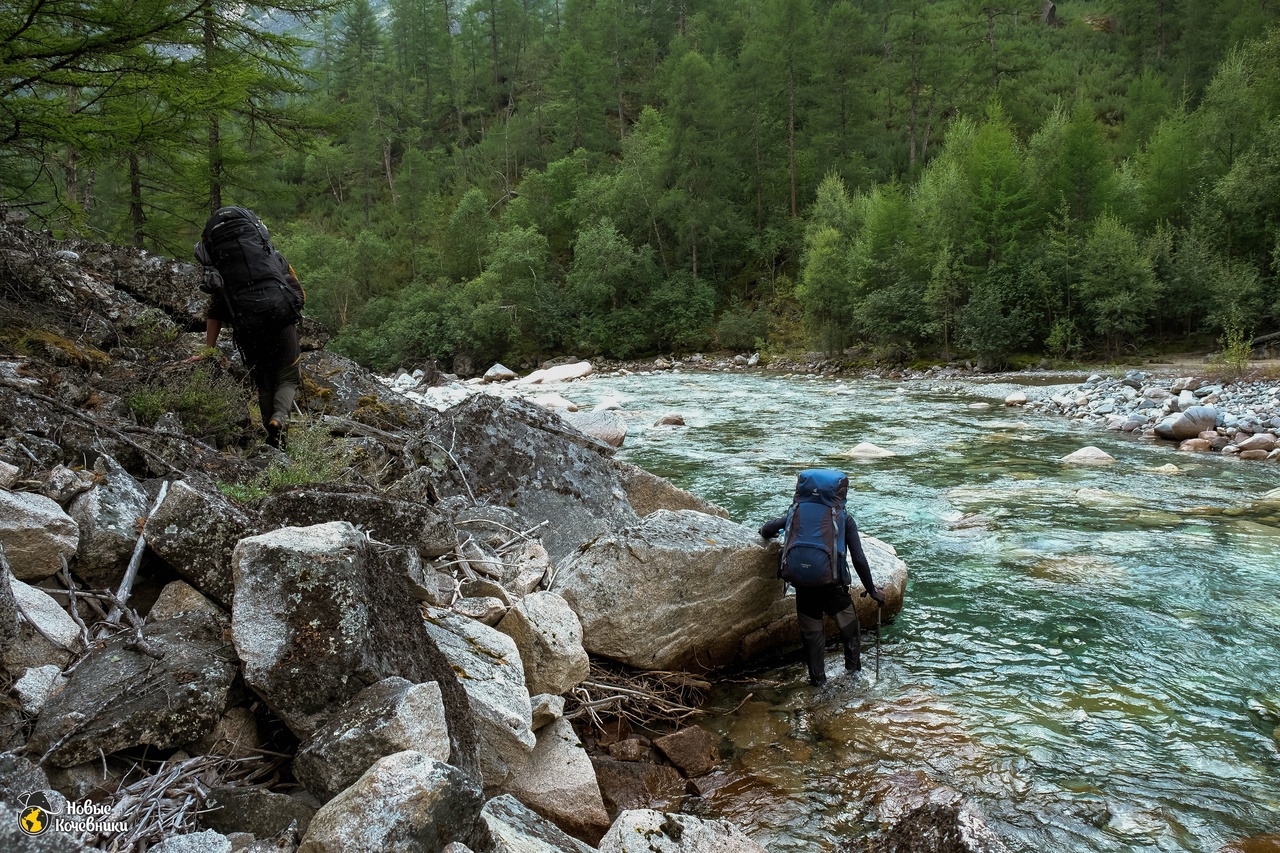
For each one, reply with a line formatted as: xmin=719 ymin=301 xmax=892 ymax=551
xmin=6 ymin=0 xmax=1280 ymax=368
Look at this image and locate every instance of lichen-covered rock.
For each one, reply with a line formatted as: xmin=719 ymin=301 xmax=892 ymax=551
xmin=482 ymin=794 xmax=596 ymax=853
xmin=0 ymin=489 xmax=79 ymax=581
xmin=496 ymin=592 xmax=589 ymax=696
xmin=148 ymin=580 xmax=225 ymax=622
xmin=597 ymin=810 xmax=767 ymax=853
xmin=553 ymin=510 xmax=777 ymax=671
xmin=29 ymin=610 xmax=237 ymax=767
xmin=143 ymin=479 xmax=254 ymax=607
xmin=150 ymin=830 xmax=231 ymax=853
xmin=506 ymin=718 xmax=610 ymax=844
xmin=67 ymin=454 xmax=149 ymax=588
xmin=230 ymin=522 xmax=481 ymax=782
xmin=418 ymin=394 xmax=637 ymax=561
xmin=298 ymin=751 xmax=484 ymax=853
xmin=294 ymin=677 xmax=451 ymax=803
xmin=199 ymin=785 xmax=316 ymax=839
xmin=423 ymin=607 xmax=535 ymax=791
xmin=259 ymin=487 xmax=455 ymax=558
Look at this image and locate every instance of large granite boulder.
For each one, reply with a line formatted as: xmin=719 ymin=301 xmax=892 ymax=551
xmin=553 ymin=510 xmax=777 ymax=671
xmin=496 ymin=592 xmax=590 ymax=696
xmin=597 ymin=810 xmax=767 ymax=853
xmin=294 ymin=677 xmax=451 ymax=803
xmin=259 ymin=487 xmax=455 ymax=558
xmin=0 ymin=490 xmax=79 ymax=581
xmin=506 ymin=718 xmax=611 ymax=844
xmin=297 ymin=751 xmax=484 ymax=853
xmin=416 ymin=395 xmax=638 ymax=561
xmin=143 ymin=479 xmax=255 ymax=607
xmin=1154 ymin=406 xmax=1219 ymax=442
xmin=66 ymin=454 xmax=149 ymax=588
xmin=614 ymin=461 xmax=729 ymax=519
xmin=230 ymin=522 xmax=481 ymax=780
xmin=481 ymin=794 xmax=596 ymax=853
xmin=423 ymin=607 xmax=535 ymax=791
xmin=29 ymin=610 xmax=237 ymax=767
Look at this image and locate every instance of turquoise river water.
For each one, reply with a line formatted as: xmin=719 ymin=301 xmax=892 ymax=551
xmin=561 ymin=370 xmax=1280 ymax=853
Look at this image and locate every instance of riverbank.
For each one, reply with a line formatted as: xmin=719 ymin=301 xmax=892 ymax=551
xmin=387 ymin=350 xmax=1280 ymax=468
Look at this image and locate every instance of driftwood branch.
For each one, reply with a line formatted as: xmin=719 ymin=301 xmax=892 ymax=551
xmin=1249 ymin=330 xmax=1280 ymax=348
xmin=98 ymin=480 xmax=169 ymax=639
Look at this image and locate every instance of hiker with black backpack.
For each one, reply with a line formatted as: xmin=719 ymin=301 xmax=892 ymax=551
xmin=760 ymin=469 xmax=884 ymax=687
xmin=185 ymin=206 xmax=305 ymax=449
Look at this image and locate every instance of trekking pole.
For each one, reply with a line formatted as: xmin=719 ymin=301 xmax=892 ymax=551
xmin=875 ymin=604 xmax=881 ymax=678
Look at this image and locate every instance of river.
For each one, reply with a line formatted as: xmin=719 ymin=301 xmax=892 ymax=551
xmin=561 ymin=369 xmax=1280 ymax=853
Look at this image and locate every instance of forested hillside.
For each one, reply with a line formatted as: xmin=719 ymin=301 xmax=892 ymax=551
xmin=5 ymin=0 xmax=1280 ymax=371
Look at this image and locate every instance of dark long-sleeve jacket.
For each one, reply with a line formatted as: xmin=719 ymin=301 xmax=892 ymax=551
xmin=760 ymin=512 xmax=876 ymax=594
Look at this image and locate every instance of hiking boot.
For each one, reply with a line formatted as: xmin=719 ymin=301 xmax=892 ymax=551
xmin=266 ymin=419 xmax=283 ymax=448
xmin=809 ymin=675 xmax=827 ymax=688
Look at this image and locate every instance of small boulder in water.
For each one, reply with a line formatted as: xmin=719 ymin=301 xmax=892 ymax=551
xmin=654 ymin=413 xmax=685 ymax=426
xmin=1004 ymin=390 xmax=1027 ymax=406
xmin=844 ymin=442 xmax=896 ymax=458
xmin=1060 ymin=446 xmax=1116 ymax=465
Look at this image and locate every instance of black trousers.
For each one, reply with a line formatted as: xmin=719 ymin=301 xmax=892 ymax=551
xmin=240 ymin=324 xmax=301 ymax=429
xmin=795 ymin=584 xmax=862 ymax=684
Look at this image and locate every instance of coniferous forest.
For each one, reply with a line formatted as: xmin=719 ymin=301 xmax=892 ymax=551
xmin=5 ymin=0 xmax=1280 ymax=371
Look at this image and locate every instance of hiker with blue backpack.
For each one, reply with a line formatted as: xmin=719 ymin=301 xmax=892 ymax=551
xmin=185 ymin=206 xmax=305 ymax=449
xmin=760 ymin=469 xmax=884 ymax=687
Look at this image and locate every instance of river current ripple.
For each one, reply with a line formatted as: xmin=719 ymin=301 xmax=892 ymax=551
xmin=561 ymin=370 xmax=1280 ymax=853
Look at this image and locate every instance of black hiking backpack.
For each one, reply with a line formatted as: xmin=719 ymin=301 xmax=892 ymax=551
xmin=779 ymin=468 xmax=850 ymax=587
xmin=199 ymin=206 xmax=302 ymax=336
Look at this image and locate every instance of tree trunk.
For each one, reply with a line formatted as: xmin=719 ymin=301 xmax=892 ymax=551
xmin=128 ymin=153 xmax=144 ymax=246
xmin=203 ymin=7 xmax=222 ymax=214
xmin=788 ymin=72 xmax=797 ymax=217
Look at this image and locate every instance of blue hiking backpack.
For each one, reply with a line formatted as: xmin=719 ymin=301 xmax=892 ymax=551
xmin=779 ymin=469 xmax=849 ymax=587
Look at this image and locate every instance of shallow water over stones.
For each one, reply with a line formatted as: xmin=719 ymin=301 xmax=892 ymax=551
xmin=562 ymin=370 xmax=1280 ymax=853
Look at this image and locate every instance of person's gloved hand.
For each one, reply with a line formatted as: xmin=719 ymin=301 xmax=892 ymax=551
xmin=861 ymin=586 xmax=885 ymax=606
xmin=759 ymin=526 xmax=777 ymax=540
